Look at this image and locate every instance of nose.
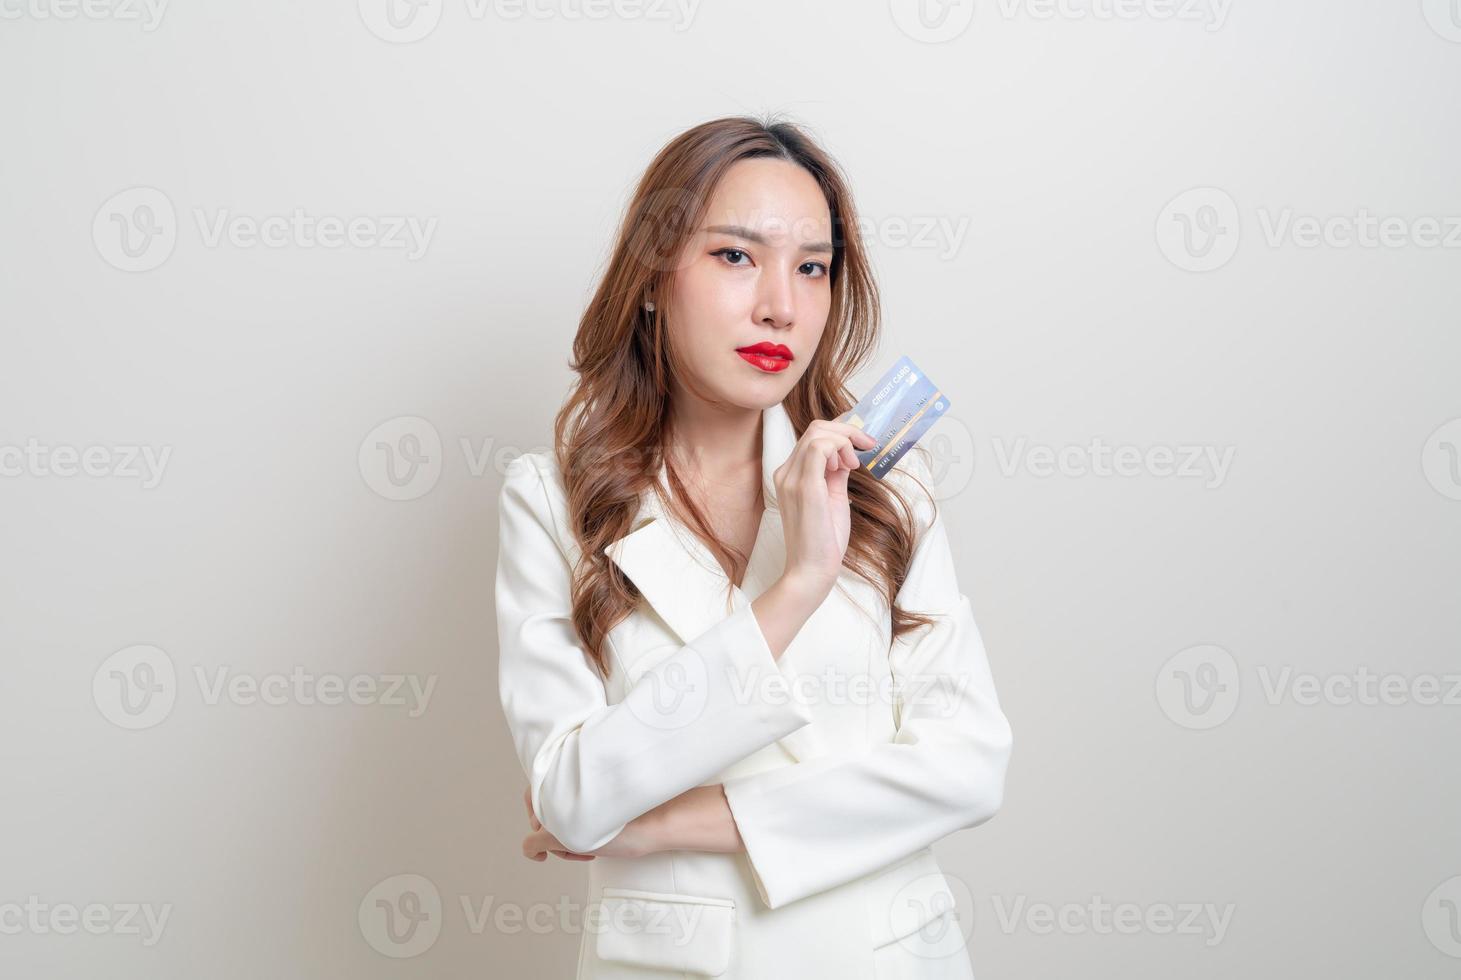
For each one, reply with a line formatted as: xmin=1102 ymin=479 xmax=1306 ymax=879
xmin=753 ymin=265 xmax=795 ymax=330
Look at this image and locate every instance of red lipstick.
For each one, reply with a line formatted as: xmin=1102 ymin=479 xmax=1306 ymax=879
xmin=735 ymin=341 xmax=793 ymax=373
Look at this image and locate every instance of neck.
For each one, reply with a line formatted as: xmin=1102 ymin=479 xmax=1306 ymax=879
xmin=666 ymin=396 xmax=762 ymax=488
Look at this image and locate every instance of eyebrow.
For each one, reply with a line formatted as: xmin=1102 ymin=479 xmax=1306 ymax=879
xmin=703 ymin=224 xmax=834 ymax=255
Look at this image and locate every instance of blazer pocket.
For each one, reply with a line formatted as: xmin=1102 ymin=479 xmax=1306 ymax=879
xmin=866 ymin=854 xmax=960 ymax=950
xmin=596 ymin=888 xmax=736 ymax=977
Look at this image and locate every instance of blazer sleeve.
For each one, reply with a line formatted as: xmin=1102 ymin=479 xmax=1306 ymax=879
xmin=495 ymin=454 xmax=817 ymax=855
xmin=719 ymin=452 xmax=1014 ymax=910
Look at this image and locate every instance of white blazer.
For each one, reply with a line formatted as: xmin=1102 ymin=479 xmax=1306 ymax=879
xmin=495 ymin=401 xmax=1013 ymax=979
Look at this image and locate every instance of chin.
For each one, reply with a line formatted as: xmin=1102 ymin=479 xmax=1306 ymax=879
xmin=705 ymin=384 xmax=786 ymax=414
xmin=693 ymin=364 xmax=799 ymax=412
xmin=736 ymin=376 xmax=799 ymax=409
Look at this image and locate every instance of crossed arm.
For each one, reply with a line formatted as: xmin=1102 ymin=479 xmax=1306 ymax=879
xmin=502 ymin=450 xmax=1013 ymax=908
xmin=521 ymin=783 xmax=739 ymax=861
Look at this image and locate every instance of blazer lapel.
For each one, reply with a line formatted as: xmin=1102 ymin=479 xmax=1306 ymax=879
xmin=602 ymin=401 xmax=829 ymax=763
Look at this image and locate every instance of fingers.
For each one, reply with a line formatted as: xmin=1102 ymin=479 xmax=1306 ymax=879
xmin=523 ymin=827 xmax=553 ymax=861
xmin=799 ymin=434 xmax=862 ymax=484
xmin=811 ymin=419 xmax=878 ymax=450
xmin=798 ymin=435 xmax=839 ymax=485
xmin=523 ymin=826 xmax=597 ymax=862
xmin=772 ymin=419 xmax=877 ymax=496
xmin=835 ymin=424 xmax=875 ymax=474
xmin=806 ymin=422 xmax=875 ymax=472
xmin=522 ymin=796 xmax=590 ymax=861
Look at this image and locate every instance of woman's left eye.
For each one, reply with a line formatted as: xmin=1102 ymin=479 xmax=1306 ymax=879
xmin=800 ymin=261 xmax=829 ymax=278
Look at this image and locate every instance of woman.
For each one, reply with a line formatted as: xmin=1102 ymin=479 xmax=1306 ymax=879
xmin=496 ymin=115 xmax=1013 ymax=979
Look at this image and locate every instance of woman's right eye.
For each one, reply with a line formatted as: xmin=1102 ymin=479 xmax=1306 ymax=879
xmin=711 ymin=247 xmax=750 ymax=266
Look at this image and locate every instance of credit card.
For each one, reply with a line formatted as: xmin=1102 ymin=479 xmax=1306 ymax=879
xmin=840 ymin=355 xmax=951 ymax=479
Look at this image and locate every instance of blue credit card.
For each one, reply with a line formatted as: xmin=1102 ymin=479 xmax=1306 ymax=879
xmin=841 ymin=355 xmax=951 ymax=480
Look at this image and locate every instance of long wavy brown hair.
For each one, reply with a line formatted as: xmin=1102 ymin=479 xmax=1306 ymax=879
xmin=553 ymin=113 xmax=938 ymax=679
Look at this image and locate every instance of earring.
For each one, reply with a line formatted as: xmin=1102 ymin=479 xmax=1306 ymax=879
xmin=643 ymin=301 xmax=656 ymax=312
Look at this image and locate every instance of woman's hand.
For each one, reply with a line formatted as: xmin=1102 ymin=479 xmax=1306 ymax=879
xmin=773 ymin=417 xmax=878 ymax=600
xmin=522 ymin=786 xmax=593 ymax=862
xmin=520 ymin=786 xmax=657 ymax=861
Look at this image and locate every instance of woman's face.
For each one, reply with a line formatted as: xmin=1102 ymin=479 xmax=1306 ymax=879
xmin=662 ymin=157 xmax=834 ymax=411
